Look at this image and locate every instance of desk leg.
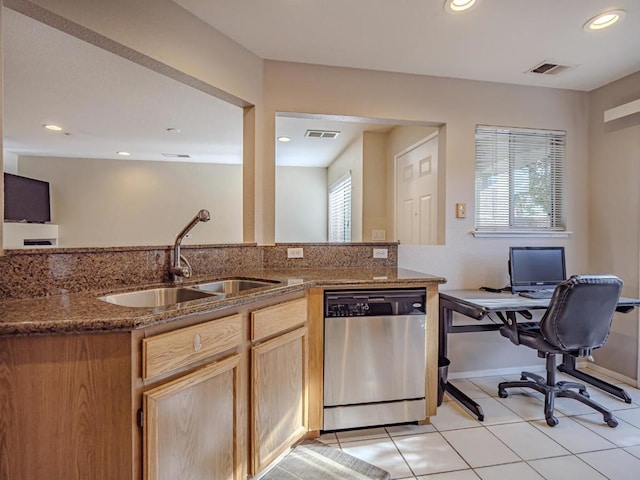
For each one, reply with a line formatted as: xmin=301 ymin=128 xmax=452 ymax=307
xmin=444 ymin=382 xmax=485 ymax=421
xmin=558 ymin=355 xmax=632 ymax=404
xmin=439 ymin=303 xmax=485 ymax=421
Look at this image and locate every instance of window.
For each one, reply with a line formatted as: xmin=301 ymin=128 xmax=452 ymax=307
xmin=475 ymin=125 xmax=565 ymax=233
xmin=328 ymin=173 xmax=351 ymax=242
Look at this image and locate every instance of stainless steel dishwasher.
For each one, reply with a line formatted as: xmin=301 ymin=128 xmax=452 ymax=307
xmin=323 ymin=289 xmax=426 ymax=431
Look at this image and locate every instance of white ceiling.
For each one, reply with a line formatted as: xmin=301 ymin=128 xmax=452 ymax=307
xmin=176 ymin=0 xmax=640 ymax=91
xmin=4 ymin=1 xmax=639 ymax=169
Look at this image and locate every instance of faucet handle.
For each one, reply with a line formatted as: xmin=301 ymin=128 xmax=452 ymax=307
xmin=170 ymin=265 xmax=190 ymax=281
xmin=179 ymin=254 xmax=193 ymax=278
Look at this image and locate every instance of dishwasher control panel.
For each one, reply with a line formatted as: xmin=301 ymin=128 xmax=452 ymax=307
xmin=325 ymin=289 xmax=425 ymax=317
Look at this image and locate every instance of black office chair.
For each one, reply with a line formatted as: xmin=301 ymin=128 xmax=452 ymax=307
xmin=498 ymin=274 xmax=623 ymax=428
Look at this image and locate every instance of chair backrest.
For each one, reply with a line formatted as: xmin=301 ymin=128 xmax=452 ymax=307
xmin=540 ymin=275 xmax=623 ymax=353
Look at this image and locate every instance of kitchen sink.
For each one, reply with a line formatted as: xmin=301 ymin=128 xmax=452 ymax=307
xmin=99 ymin=278 xmax=281 ymax=308
xmin=99 ymin=287 xmax=220 ymax=308
xmin=190 ymin=278 xmax=281 ymax=295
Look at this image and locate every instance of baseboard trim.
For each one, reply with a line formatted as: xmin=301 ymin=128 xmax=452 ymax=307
xmin=576 ymin=360 xmax=638 ymax=388
xmin=449 ymin=364 xmax=545 ymax=380
xmin=449 ymin=362 xmax=638 ymax=388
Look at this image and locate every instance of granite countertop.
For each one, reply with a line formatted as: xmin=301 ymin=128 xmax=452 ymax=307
xmin=0 ymin=267 xmax=445 ymax=336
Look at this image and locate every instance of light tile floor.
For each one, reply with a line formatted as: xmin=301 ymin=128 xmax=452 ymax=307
xmin=317 ymin=370 xmax=640 ymax=480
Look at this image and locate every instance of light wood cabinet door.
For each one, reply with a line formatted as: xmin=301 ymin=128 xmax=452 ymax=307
xmin=251 ymin=327 xmax=308 ymax=474
xmin=143 ymin=355 xmax=241 ymax=480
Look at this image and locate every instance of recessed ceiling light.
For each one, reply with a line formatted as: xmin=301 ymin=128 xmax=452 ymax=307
xmin=444 ymin=0 xmax=478 ymax=14
xmin=117 ymin=151 xmax=131 ymax=156
xmin=277 ymin=136 xmax=291 ymax=142
xmin=584 ymin=9 xmax=626 ymax=31
xmin=43 ymin=124 xmax=63 ymax=131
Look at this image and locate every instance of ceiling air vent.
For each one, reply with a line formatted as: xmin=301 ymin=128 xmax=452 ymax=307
xmin=305 ymin=129 xmax=340 ymax=139
xmin=527 ymin=61 xmax=573 ymax=75
xmin=162 ymin=153 xmax=191 ymax=158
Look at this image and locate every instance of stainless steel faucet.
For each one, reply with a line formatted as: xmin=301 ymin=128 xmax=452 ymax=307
xmin=170 ymin=209 xmax=211 ymax=283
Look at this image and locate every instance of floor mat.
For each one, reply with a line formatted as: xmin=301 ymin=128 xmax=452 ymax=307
xmin=260 ymin=440 xmax=390 ymax=480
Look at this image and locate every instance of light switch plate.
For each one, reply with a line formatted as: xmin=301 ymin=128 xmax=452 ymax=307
xmin=371 ymin=229 xmax=386 ymax=241
xmin=287 ymin=247 xmax=304 ymax=258
xmin=455 ymin=203 xmax=466 ymax=218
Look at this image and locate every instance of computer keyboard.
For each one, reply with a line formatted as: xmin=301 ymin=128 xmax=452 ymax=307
xmin=519 ymin=291 xmax=554 ymax=299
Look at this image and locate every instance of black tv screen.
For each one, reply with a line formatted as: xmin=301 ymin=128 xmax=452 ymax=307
xmin=3 ymin=173 xmax=51 ymax=223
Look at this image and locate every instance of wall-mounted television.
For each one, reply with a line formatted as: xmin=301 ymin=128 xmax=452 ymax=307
xmin=3 ymin=173 xmax=51 ymax=224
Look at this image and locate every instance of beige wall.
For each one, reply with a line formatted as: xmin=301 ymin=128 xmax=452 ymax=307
xmin=4 ymin=1 xmax=636 ymax=377
xmin=4 ymin=0 xmax=265 ymax=242
xmin=328 ymin=137 xmax=363 ymax=242
xmin=0 ymin=4 xmax=3 ymax=248
xmin=19 ymin=156 xmax=243 ymax=247
xmin=276 ymin=166 xmax=327 ymax=242
xmin=264 ymin=61 xmax=590 ymax=373
xmin=588 ymin=71 xmax=640 ymax=380
xmin=362 ymin=132 xmax=387 ymax=241
xmin=8 ymin=0 xmax=262 ymax=105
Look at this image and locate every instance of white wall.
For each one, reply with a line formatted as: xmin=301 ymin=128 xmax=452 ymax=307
xmin=276 ymin=166 xmax=327 ymax=242
xmin=588 ymin=71 xmax=640 ymax=380
xmin=19 ymin=156 xmax=243 ymax=247
xmin=264 ymin=61 xmax=589 ymax=373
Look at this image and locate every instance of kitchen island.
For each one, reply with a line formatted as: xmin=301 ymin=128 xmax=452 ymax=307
xmin=0 ymin=265 xmax=445 ymax=480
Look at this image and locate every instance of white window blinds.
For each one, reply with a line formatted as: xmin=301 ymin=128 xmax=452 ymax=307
xmin=328 ymin=173 xmax=351 ymax=242
xmin=475 ymin=125 xmax=566 ymax=232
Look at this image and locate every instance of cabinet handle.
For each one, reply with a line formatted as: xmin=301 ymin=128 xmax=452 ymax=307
xmin=193 ymin=333 xmax=202 ymax=352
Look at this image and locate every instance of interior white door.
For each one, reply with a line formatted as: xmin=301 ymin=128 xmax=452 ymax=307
xmin=395 ymin=134 xmax=438 ymax=244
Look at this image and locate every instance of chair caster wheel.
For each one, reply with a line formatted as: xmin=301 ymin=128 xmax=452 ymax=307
xmin=498 ymin=389 xmax=508 ymax=398
xmin=546 ymin=416 xmax=559 ymax=427
xmin=606 ymin=417 xmax=618 ymax=428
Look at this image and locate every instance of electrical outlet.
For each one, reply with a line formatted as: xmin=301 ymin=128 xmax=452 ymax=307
xmin=287 ymin=247 xmax=304 ymax=259
xmin=373 ymin=248 xmax=388 ymax=259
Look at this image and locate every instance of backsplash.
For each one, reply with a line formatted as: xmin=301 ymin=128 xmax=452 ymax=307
xmin=261 ymin=243 xmax=397 ymax=270
xmin=0 ymin=243 xmax=397 ymax=300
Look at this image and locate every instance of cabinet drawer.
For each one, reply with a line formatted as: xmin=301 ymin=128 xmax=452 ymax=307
xmin=251 ymin=298 xmax=307 ymax=342
xmin=143 ymin=314 xmax=242 ymax=381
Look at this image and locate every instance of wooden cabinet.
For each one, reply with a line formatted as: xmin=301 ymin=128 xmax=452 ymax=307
xmin=0 ymin=289 xmax=361 ymax=479
xmin=0 ymin=332 xmax=135 ymax=480
xmin=143 ymin=355 xmax=242 ymax=480
xmin=141 ymin=314 xmax=243 ymax=480
xmin=142 ymin=313 xmax=242 ymax=380
xmin=250 ymin=299 xmax=308 ymax=474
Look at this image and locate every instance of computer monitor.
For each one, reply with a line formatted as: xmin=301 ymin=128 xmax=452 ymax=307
xmin=509 ymin=246 xmax=566 ymax=293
